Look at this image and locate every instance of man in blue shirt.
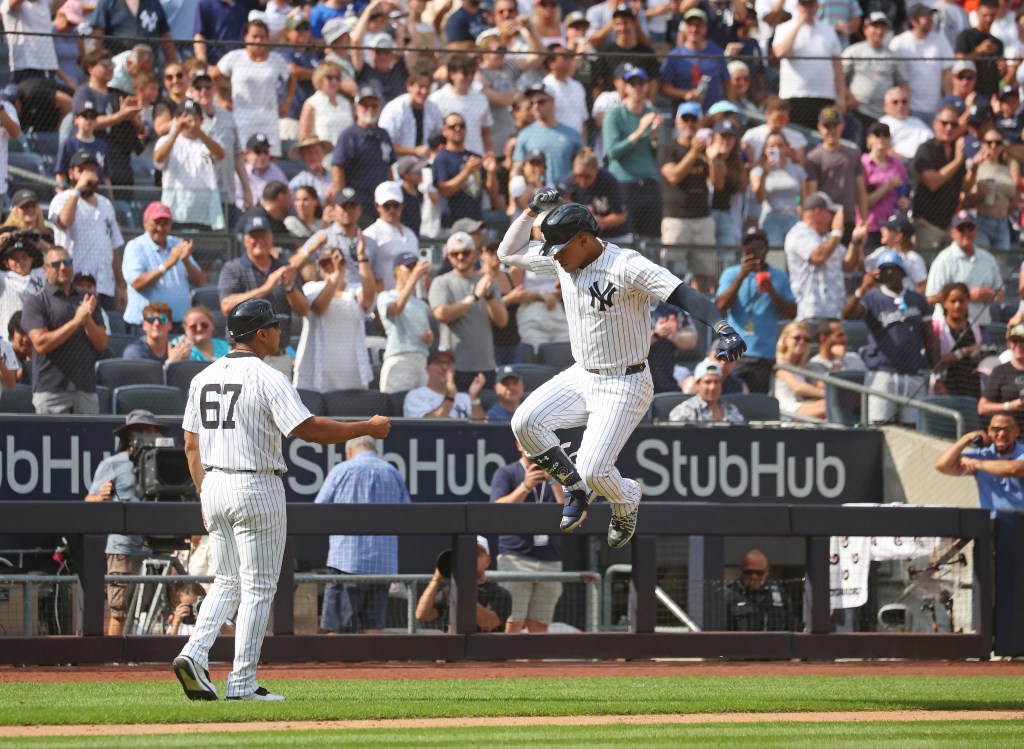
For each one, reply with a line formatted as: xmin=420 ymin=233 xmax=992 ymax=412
xmin=330 ymin=87 xmax=395 ymax=215
xmin=514 ymin=84 xmax=583 ymax=187
xmin=122 ymin=201 xmax=205 ymax=333
xmin=842 ymin=249 xmax=939 ymax=425
xmin=193 ymin=0 xmax=247 ymax=65
xmin=486 ymin=365 xmax=524 ymax=422
xmin=315 ymin=435 xmax=411 ymax=633
xmin=715 ymin=229 xmax=797 ymax=393
xmin=935 ymin=413 xmax=1024 ymax=513
xmin=445 ymin=0 xmax=491 ymax=47
xmin=432 ymin=112 xmax=485 ymax=229
xmin=659 ymin=8 xmax=727 ymax=111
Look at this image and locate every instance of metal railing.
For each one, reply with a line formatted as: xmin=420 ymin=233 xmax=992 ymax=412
xmin=775 ymin=363 xmax=969 ymax=438
xmin=603 ymin=564 xmax=701 ymax=633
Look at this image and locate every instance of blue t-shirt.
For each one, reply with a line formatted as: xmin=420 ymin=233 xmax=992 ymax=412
xmin=660 ymin=41 xmax=727 ymax=108
xmin=715 ymin=264 xmax=796 ymax=360
xmin=309 ymin=2 xmax=366 ymax=39
xmin=860 ymin=287 xmax=930 ymax=374
xmin=965 ymin=442 xmax=1024 ymax=512
xmin=194 ymin=0 xmax=247 ymax=64
xmin=55 ymin=136 xmax=109 ymax=182
xmin=489 ymin=461 xmax=561 ymax=561
xmin=431 ymin=147 xmax=483 ymax=228
xmin=331 ymin=124 xmax=395 ymax=214
xmin=485 ymin=403 xmax=514 ymax=423
xmin=445 ymin=7 xmax=490 ymax=43
xmin=514 ymin=122 xmax=583 ymax=186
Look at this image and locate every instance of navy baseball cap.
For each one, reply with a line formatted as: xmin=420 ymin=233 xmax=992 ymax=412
xmin=393 ymin=252 xmax=418 ymax=269
xmin=69 ymin=149 xmax=99 ymax=169
xmin=881 ymin=214 xmax=913 ymax=235
xmin=333 ymin=187 xmax=359 ymax=205
xmin=496 ymin=364 xmax=522 ymax=382
xmin=242 ymin=213 xmax=271 ymax=234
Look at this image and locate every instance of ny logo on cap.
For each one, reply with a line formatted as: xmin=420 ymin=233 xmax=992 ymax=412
xmin=253 ymin=217 xmax=264 ymax=227
xmin=588 ymin=281 xmax=616 ymax=312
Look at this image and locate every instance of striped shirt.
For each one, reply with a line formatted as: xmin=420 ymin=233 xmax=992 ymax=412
xmin=182 ymin=351 xmax=312 ymax=473
xmin=314 ymin=450 xmax=410 ymax=574
xmin=498 ymin=211 xmax=681 ymax=370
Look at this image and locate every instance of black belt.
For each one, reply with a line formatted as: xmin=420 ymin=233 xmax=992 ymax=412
xmin=585 ymin=362 xmax=646 ymax=376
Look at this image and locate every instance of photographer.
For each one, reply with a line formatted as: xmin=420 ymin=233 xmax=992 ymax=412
xmin=167 ymin=581 xmax=206 ymax=636
xmin=84 ymin=410 xmax=167 ymax=635
xmin=415 ymin=536 xmax=511 ymax=633
xmin=934 ymin=413 xmax=1024 ymax=513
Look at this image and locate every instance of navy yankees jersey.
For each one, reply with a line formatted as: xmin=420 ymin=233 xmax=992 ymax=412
xmin=183 ymin=351 xmax=312 ymax=473
xmin=498 ymin=212 xmax=681 ymax=369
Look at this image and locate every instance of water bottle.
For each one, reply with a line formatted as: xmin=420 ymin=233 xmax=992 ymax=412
xmin=694 ymin=75 xmax=711 ymax=100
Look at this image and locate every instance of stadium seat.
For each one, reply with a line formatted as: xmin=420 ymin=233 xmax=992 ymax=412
xmin=296 ymin=388 xmax=325 ymax=416
xmin=366 ymin=336 xmax=387 ymax=367
xmin=842 ymin=320 xmax=870 ymax=352
xmin=323 ymin=389 xmax=392 ymax=417
xmin=0 ymin=384 xmax=35 ymax=413
xmin=106 ymin=309 xmax=127 ymax=335
xmin=477 ymin=388 xmax=498 ymax=412
xmin=96 ymin=385 xmax=112 ymax=414
xmin=7 ymin=152 xmax=53 ymax=201
xmin=388 ymin=390 xmax=409 ymax=416
xmin=164 ymin=360 xmax=211 ymax=392
xmin=131 ymin=156 xmax=156 ymax=186
xmin=513 ymin=363 xmax=558 ymax=391
xmin=112 ymin=384 xmax=186 ymax=416
xmin=95 ymin=359 xmax=165 ymax=389
xmin=277 ymin=159 xmax=305 ymax=180
xmin=824 ymin=370 xmax=865 ymax=427
xmin=105 ymin=334 xmax=137 ymax=358
xmin=649 ymin=392 xmax=691 ymax=422
xmin=916 ymin=396 xmax=982 ymax=441
xmin=536 ymin=341 xmax=574 ymax=370
xmin=722 ymin=393 xmax=781 ymax=422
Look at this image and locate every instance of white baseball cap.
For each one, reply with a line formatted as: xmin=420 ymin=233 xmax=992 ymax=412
xmin=374 ymin=180 xmax=404 ymax=206
xmin=476 ymin=535 xmax=490 ymax=556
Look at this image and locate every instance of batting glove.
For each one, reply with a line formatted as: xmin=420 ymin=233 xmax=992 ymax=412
xmin=715 ymin=323 xmax=747 ymax=363
xmin=528 ymin=187 xmax=561 ymax=214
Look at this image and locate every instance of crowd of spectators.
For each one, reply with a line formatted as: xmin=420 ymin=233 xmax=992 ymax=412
xmin=3 ymin=0 xmax=1024 ymax=429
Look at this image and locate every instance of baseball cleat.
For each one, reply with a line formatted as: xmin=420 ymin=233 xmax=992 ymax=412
xmin=227 ymin=686 xmax=285 ymax=701
xmin=173 ymin=655 xmax=219 ymax=701
xmin=608 ymin=485 xmax=642 ymax=548
xmin=560 ymin=488 xmax=594 ymax=533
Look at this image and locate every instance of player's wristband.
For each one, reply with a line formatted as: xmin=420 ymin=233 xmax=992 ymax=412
xmin=712 ymin=321 xmax=730 ymax=335
xmin=1005 ymin=401 xmax=1012 ymax=411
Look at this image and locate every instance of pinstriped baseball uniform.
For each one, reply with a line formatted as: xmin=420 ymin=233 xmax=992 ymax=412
xmin=498 ymin=210 xmax=681 ymax=511
xmin=178 ymin=351 xmax=312 ymax=698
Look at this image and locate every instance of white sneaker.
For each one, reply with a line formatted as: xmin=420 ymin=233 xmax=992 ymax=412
xmin=173 ymin=655 xmax=219 ymax=701
xmin=227 ymin=686 xmax=285 ymax=701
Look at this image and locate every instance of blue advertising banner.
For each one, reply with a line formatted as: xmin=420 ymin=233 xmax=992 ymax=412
xmin=0 ymin=417 xmax=883 ymax=504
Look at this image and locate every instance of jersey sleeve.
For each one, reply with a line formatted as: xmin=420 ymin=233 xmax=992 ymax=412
xmin=263 ymin=368 xmax=314 ymax=436
xmin=626 ymin=253 xmax=684 ymax=302
xmin=497 ymin=209 xmax=558 ymax=274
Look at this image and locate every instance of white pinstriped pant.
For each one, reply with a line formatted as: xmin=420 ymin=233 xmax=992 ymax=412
xmin=511 ymin=364 xmax=653 ymax=510
xmin=179 ymin=470 xmax=286 ymax=698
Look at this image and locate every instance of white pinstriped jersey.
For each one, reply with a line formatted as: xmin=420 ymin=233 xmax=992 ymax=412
xmin=498 ymin=214 xmax=682 ymax=370
xmin=182 ymin=352 xmax=313 ymax=473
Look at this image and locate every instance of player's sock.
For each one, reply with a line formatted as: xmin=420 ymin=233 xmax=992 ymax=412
xmin=529 ymin=445 xmax=589 ymax=496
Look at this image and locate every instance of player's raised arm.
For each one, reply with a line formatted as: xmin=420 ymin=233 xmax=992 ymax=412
xmin=497 ymin=188 xmax=563 ymax=268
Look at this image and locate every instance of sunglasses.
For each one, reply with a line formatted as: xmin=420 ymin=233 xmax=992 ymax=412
xmin=446 ymin=122 xmax=466 ymax=130
xmin=253 ymin=148 xmax=271 ymax=155
xmin=165 ymin=71 xmax=185 ymax=81
xmin=956 ymin=223 xmax=977 ymax=232
xmin=48 ymin=258 xmax=73 ymax=268
xmin=145 ymin=314 xmax=170 ymax=324
xmin=529 ymin=98 xmax=551 ymax=106
xmin=448 ymin=249 xmax=472 ymax=258
xmin=192 ymin=83 xmax=212 ymax=91
xmin=956 ymin=73 xmax=976 ymax=80
xmin=680 ymin=115 xmax=698 ymax=123
xmin=742 ymin=569 xmax=767 ymax=576
xmin=382 ymin=201 xmax=402 ymax=209
xmin=936 ymin=120 xmax=958 ymax=127
xmin=985 ymin=139 xmax=1004 ymax=145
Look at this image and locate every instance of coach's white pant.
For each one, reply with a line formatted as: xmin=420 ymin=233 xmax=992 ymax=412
xmin=512 ymin=364 xmax=653 ymax=511
xmin=179 ymin=471 xmax=286 ymax=698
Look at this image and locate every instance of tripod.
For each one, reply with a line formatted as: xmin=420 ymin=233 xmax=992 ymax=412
xmin=125 ymin=555 xmax=185 ymax=635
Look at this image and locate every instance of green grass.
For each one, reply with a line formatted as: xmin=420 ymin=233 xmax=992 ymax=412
xmin=3 ymin=721 xmax=1024 ymax=749
xmin=2 ymin=676 xmax=1023 ymax=726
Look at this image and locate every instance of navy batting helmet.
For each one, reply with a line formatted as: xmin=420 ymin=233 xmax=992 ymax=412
xmin=228 ymin=298 xmax=288 ymax=340
xmin=539 ymin=203 xmax=600 ymax=257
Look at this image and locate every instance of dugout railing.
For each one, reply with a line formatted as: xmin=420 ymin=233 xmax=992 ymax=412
xmin=0 ymin=500 xmax=1004 ymax=665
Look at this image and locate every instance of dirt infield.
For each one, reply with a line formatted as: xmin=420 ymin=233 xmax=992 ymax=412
xmin=3 ymin=659 xmax=1024 ymax=683
xmin=4 ymin=710 xmax=1023 ymax=738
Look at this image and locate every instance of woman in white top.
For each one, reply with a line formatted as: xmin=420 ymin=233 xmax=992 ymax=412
xmin=773 ymin=321 xmax=826 ymax=419
xmin=293 ymin=245 xmax=375 ymax=393
xmin=213 ymin=19 xmax=294 ymax=158
xmin=284 ymin=185 xmax=324 ymax=239
xmin=298 ymin=60 xmax=353 ymax=148
xmin=750 ymin=130 xmax=807 ymax=247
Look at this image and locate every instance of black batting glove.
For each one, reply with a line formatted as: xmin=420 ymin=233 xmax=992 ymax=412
xmin=715 ymin=323 xmax=746 ymax=363
xmin=528 ymin=187 xmax=561 ymax=214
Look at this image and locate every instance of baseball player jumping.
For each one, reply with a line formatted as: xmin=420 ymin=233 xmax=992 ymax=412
xmin=498 ymin=190 xmax=746 ymax=548
xmin=172 ymin=299 xmax=390 ymax=702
